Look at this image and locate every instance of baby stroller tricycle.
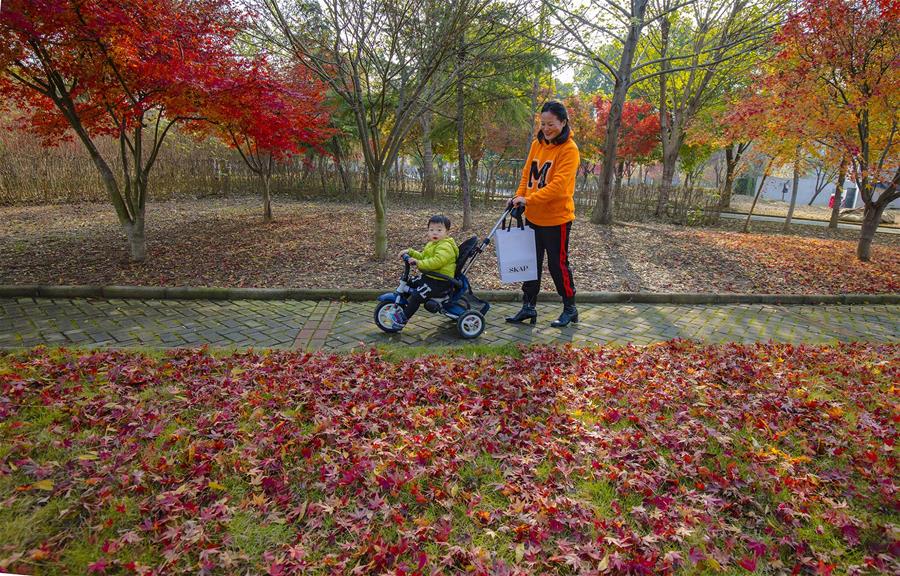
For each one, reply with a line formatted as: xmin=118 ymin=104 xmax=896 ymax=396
xmin=374 ymin=206 xmax=521 ymax=339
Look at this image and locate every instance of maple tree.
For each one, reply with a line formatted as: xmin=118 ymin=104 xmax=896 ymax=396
xmin=593 ymin=96 xmax=661 ymax=194
xmin=720 ymin=73 xmax=814 ymax=233
xmin=0 ymin=0 xmax=245 ymax=261
xmin=772 ymin=0 xmax=899 ymax=261
xmin=191 ymin=61 xmax=333 ymax=223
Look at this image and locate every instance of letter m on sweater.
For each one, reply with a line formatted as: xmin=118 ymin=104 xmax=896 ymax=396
xmin=528 ymin=160 xmax=552 ymax=189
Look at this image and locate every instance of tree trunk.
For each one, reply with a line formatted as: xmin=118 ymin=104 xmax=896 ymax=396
xmin=530 ymin=66 xmax=540 ymax=142
xmin=471 ymin=157 xmax=481 ymax=207
xmin=656 ymin=145 xmax=679 ymax=215
xmin=457 ymin=38 xmax=472 ymax=231
xmin=591 ymin=1 xmax=648 ymax=225
xmin=614 ymin=160 xmax=625 ymax=195
xmin=484 ymin=161 xmax=495 ymax=206
xmin=56 ymin=94 xmax=152 ymax=261
xmin=807 ymin=168 xmax=829 ymax=206
xmin=857 ymin=167 xmax=900 ymax=260
xmin=743 ymin=158 xmax=774 ymax=233
xmin=400 ymin=156 xmax=407 ymax=195
xmin=371 ymin=169 xmax=388 ymax=259
xmin=857 ymin=202 xmax=886 ymax=261
xmin=300 ymin=155 xmax=313 ymax=184
xmin=436 ymin=158 xmax=445 ymax=196
xmin=262 ymin=174 xmax=273 ymax=223
xmin=718 ymin=148 xmax=736 ymax=211
xmin=654 ymin=14 xmax=679 ymax=217
xmin=362 ymin=167 xmax=369 ymax=202
xmin=79 ymin=119 xmax=149 ymax=261
xmin=393 ymin=156 xmax=401 ymax=196
xmin=829 ymin=157 xmax=847 ymax=229
xmin=579 ymin=163 xmax=595 ymax=198
xmin=592 ymin=109 xmax=621 ymax=224
xmin=331 ymin=138 xmax=352 ymax=196
xmin=123 ymin=215 xmax=146 ymax=262
xmin=318 ymin=155 xmax=328 ymax=197
xmin=421 ymin=110 xmax=436 ymax=200
xmin=98 ymin=162 xmax=147 ymax=262
xmin=783 ymin=148 xmax=800 ymax=232
xmin=807 ymin=186 xmax=821 ymax=205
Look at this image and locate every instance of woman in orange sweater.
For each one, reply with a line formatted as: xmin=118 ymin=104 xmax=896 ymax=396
xmin=506 ymin=100 xmax=580 ymax=327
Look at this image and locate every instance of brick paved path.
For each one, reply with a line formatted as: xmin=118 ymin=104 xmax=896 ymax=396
xmin=2 ymin=297 xmax=897 ymax=351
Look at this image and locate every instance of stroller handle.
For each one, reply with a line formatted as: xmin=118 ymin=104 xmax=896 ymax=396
xmin=400 ymin=253 xmax=412 ymax=280
xmin=485 ymin=204 xmax=521 ymax=242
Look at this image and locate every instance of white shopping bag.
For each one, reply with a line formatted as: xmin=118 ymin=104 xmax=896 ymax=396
xmin=494 ymin=218 xmax=538 ymax=283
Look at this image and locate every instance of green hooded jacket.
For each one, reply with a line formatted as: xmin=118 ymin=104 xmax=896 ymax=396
xmin=407 ymin=237 xmax=459 ymax=279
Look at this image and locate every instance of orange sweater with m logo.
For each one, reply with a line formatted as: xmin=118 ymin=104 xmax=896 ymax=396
xmin=515 ymin=137 xmax=579 ymax=226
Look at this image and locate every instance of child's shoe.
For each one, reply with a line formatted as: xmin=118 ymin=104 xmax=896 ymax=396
xmin=390 ymin=308 xmax=407 ymax=330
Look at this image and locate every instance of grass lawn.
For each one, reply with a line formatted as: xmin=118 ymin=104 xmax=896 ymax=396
xmin=1 ymin=343 xmax=897 ymax=574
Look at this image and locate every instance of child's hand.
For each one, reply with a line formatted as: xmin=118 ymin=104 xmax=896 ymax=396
xmin=408 ymin=258 xmax=418 ymax=267
xmin=398 ymin=249 xmax=409 ymax=258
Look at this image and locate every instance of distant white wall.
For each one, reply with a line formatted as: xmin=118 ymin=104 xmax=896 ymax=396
xmin=759 ymin=176 xmax=900 ymax=210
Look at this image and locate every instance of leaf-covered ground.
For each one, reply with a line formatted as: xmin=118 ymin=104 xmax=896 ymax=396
xmin=1 ymin=198 xmax=898 ymax=294
xmin=1 ymin=343 xmax=898 ymax=575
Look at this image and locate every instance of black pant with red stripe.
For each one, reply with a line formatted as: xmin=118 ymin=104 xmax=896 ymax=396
xmin=522 ymin=220 xmax=576 ymax=304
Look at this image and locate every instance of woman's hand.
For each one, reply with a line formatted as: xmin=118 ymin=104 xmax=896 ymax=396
xmin=508 ymin=196 xmax=526 ymax=208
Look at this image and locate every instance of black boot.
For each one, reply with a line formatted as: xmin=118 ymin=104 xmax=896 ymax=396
xmin=551 ymin=298 xmax=578 ymax=327
xmin=506 ymin=296 xmax=537 ymax=324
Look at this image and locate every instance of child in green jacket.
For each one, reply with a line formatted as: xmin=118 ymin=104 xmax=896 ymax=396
xmin=393 ymin=214 xmax=459 ymax=329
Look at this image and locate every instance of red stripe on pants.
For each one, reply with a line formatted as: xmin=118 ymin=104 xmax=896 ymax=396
xmin=559 ymin=223 xmax=573 ymax=298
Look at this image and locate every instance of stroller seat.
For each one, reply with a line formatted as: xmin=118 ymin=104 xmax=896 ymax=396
xmin=427 ymin=235 xmax=489 ymax=316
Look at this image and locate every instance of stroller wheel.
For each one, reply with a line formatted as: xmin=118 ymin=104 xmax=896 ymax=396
xmin=457 ymin=310 xmax=485 ymax=339
xmin=374 ymin=301 xmax=404 ymax=333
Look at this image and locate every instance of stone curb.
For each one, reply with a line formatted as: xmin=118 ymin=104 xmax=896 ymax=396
xmin=1 ymin=285 xmax=898 ymax=305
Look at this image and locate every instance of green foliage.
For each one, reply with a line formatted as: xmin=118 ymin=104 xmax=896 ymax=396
xmin=678 ymin=142 xmax=716 ymax=184
xmin=574 ymin=59 xmax=615 ymax=96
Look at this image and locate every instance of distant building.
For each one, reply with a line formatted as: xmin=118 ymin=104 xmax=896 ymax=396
xmin=756 ymin=176 xmax=900 ymax=210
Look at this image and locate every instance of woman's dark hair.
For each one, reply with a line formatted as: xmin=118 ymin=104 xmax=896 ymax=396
xmin=537 ymin=100 xmax=571 ymax=145
xmin=428 ymin=214 xmax=451 ymax=230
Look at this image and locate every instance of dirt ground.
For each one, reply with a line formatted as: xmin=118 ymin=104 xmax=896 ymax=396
xmin=1 ymin=196 xmax=898 ymax=294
